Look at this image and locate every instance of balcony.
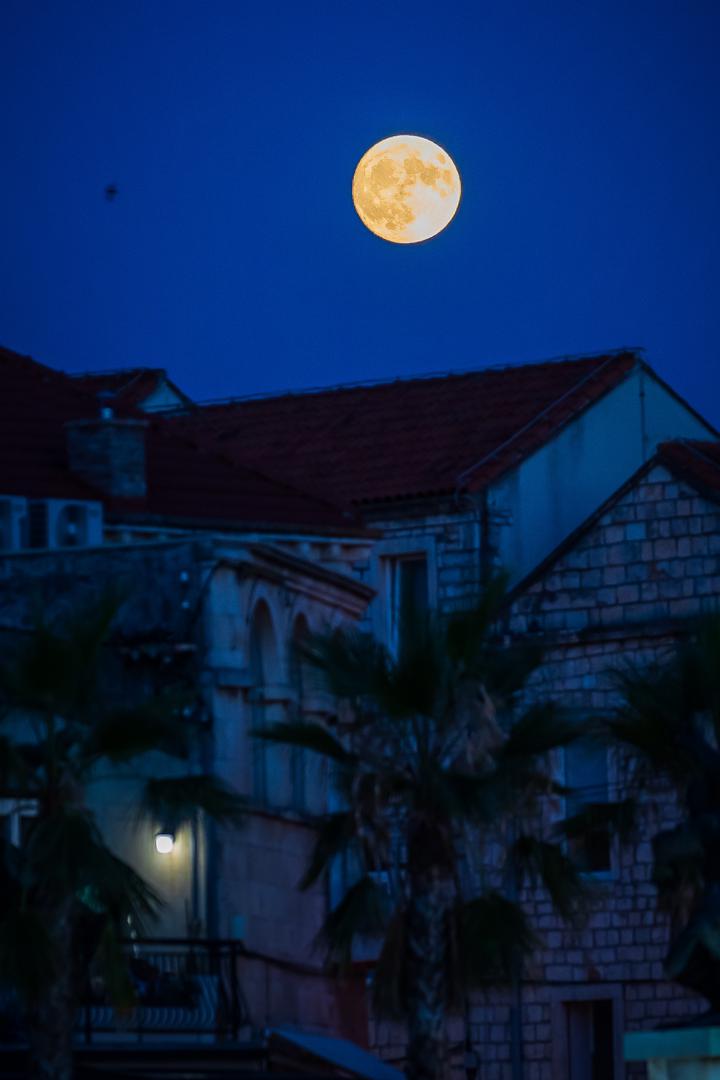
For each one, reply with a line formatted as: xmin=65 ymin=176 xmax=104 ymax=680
xmin=77 ymin=938 xmax=251 ymax=1044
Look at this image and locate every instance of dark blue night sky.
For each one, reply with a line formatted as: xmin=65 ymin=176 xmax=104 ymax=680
xmin=2 ymin=1 xmax=719 ymax=420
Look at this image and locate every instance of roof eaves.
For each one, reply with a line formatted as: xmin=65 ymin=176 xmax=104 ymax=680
xmin=104 ymin=508 xmax=377 ymax=540
xmin=250 ymin=543 xmax=376 ymax=600
xmin=458 ymin=352 xmax=639 ymax=494
xmin=508 ymin=444 xmax=720 ymax=605
xmin=657 ymin=439 xmax=720 ymax=500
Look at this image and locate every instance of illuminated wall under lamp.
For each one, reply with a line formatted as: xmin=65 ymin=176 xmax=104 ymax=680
xmin=154 ymin=831 xmax=175 ymax=855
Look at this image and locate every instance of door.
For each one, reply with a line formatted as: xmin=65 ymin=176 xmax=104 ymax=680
xmin=566 ymin=999 xmax=614 ymax=1080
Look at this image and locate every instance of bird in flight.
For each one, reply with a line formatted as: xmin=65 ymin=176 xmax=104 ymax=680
xmin=105 ymin=184 xmax=118 ymax=201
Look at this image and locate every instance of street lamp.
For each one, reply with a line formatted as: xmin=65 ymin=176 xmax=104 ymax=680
xmin=154 ymin=831 xmax=175 ymax=854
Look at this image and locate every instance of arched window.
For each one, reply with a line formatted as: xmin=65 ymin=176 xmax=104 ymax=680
xmin=289 ymin=616 xmax=311 ymax=812
xmin=290 ymin=615 xmax=327 ymax=816
xmin=249 ymin=601 xmax=289 ymax=805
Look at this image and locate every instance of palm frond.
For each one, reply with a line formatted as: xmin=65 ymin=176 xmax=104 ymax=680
xmin=0 ymin=734 xmax=33 ymax=791
xmin=651 ymin=822 xmax=705 ymax=901
xmin=300 ymin=630 xmax=392 ymax=705
xmin=440 ymin=769 xmax=502 ymax=823
xmin=253 ymin=721 xmax=354 ymax=763
xmin=0 ymin=589 xmax=125 ymax=718
xmin=558 ymin=798 xmax=637 ymax=846
xmin=0 ymin=619 xmax=74 ymax=714
xmin=64 ymin=586 xmax=126 ymax=665
xmin=321 ymin=874 xmax=392 ymax=969
xmin=457 ymin=892 xmax=537 ymax=984
xmin=501 ymin=702 xmax=583 ymax=761
xmin=0 ymin=908 xmax=57 ymax=1003
xmin=666 ymin=883 xmax=720 ymax=978
xmin=445 ymin=572 xmax=510 ymax=668
xmin=23 ymin=807 xmax=106 ymax=900
xmin=92 ymin=917 xmax=137 ymax=1009
xmin=370 ymin=910 xmax=407 ymax=1018
xmin=142 ymin=774 xmax=245 ymax=829
xmin=299 ymin=812 xmax=356 ymax=890
xmin=84 ymin=852 xmax=162 ymax=932
xmin=389 ymin=615 xmax=448 ymax=718
xmin=511 ymin=834 xmax=590 ymax=920
xmin=82 ymin=692 xmax=192 ymax=765
xmin=610 ymin=663 xmax=695 ymax=778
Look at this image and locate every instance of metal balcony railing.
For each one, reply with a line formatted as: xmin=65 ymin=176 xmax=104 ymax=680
xmin=78 ymin=938 xmax=250 ymax=1043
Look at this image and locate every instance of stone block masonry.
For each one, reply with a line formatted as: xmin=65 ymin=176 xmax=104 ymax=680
xmin=373 ymin=465 xmax=720 ymax=1077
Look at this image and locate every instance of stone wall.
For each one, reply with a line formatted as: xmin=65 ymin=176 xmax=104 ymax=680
xmin=493 ymin=463 xmax=717 ymax=1078
xmin=369 ymin=463 xmax=719 ymax=1078
xmin=351 ymin=505 xmax=485 ymax=637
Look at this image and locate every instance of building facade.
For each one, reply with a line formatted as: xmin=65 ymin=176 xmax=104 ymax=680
xmin=2 ymin=343 xmax=719 ymax=1074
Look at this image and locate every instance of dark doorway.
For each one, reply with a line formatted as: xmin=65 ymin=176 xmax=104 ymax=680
xmin=566 ymin=998 xmax=614 ymax=1080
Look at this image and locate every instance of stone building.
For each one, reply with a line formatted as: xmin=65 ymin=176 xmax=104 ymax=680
xmin=2 ymin=342 xmax=719 ymax=1075
xmin=0 ymin=345 xmax=374 ymax=1039
xmin=479 ymin=438 xmax=720 ymax=1080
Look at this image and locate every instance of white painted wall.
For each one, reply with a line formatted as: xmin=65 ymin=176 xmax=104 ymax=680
xmin=141 ymin=379 xmax=187 ymax=412
xmin=490 ymin=367 xmax=714 ymax=582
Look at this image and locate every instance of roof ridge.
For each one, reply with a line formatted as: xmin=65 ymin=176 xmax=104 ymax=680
xmin=0 ymin=344 xmax=111 ymax=409
xmin=72 ymin=366 xmax=166 ymax=378
xmin=182 ymin=347 xmax=644 ymax=411
xmin=667 ymin=437 xmax=720 ymax=476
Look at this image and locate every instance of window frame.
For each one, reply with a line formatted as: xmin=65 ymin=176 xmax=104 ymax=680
xmin=549 ymin=984 xmax=624 ymax=1080
xmin=0 ymin=797 xmax=38 ymax=846
xmin=370 ymin=536 xmax=437 ymax=653
xmin=559 ymin=717 xmax=619 ymax=882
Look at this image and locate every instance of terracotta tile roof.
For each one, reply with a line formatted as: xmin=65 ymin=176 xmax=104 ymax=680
xmin=0 ymin=345 xmax=102 ymax=499
xmin=169 ymin=351 xmax=639 ymax=506
xmin=0 ymin=346 xmax=364 ymax=535
xmin=72 ymin=368 xmax=190 ymax=411
xmin=657 ymin=440 xmax=720 ymax=499
xmin=109 ymin=424 xmax=365 ymax=534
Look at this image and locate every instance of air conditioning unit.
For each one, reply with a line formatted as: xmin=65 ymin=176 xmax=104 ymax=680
xmin=0 ymin=496 xmax=28 ymax=551
xmin=19 ymin=499 xmax=103 ymax=551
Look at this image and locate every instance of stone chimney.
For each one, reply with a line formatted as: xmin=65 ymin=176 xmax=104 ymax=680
xmin=65 ymin=408 xmax=148 ymax=499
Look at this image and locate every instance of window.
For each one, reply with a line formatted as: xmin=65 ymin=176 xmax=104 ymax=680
xmin=565 ymin=999 xmax=614 ymax=1080
xmin=387 ymin=556 xmax=428 ymax=654
xmin=564 ymin=739 xmax=612 ymax=874
xmin=289 ymin=617 xmax=310 ymax=813
xmin=249 ymin=602 xmax=287 ymax=806
xmin=0 ymin=799 xmax=37 ymax=846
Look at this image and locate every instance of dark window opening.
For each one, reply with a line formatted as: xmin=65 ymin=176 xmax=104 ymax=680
xmin=391 ymin=556 xmax=428 ymax=654
xmin=565 ymin=739 xmax=612 ymax=874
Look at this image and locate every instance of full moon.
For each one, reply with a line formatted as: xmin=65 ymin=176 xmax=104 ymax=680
xmin=352 ymin=135 xmax=461 ymax=244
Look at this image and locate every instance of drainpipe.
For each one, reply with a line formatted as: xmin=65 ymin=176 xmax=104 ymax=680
xmin=194 ymin=556 xmax=224 ymax=939
xmin=638 ymin=363 xmax=649 ymax=463
xmin=478 ymin=489 xmax=494 ymax=586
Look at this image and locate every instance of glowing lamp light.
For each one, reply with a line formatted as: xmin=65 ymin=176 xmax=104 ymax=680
xmin=154 ymin=831 xmax=175 ymax=855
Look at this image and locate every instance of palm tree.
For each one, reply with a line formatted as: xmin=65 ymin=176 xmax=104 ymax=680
xmin=259 ymin=577 xmax=588 ymax=1080
xmin=608 ymin=614 xmax=720 ymax=1015
xmin=0 ymin=590 xmax=244 ymax=1080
